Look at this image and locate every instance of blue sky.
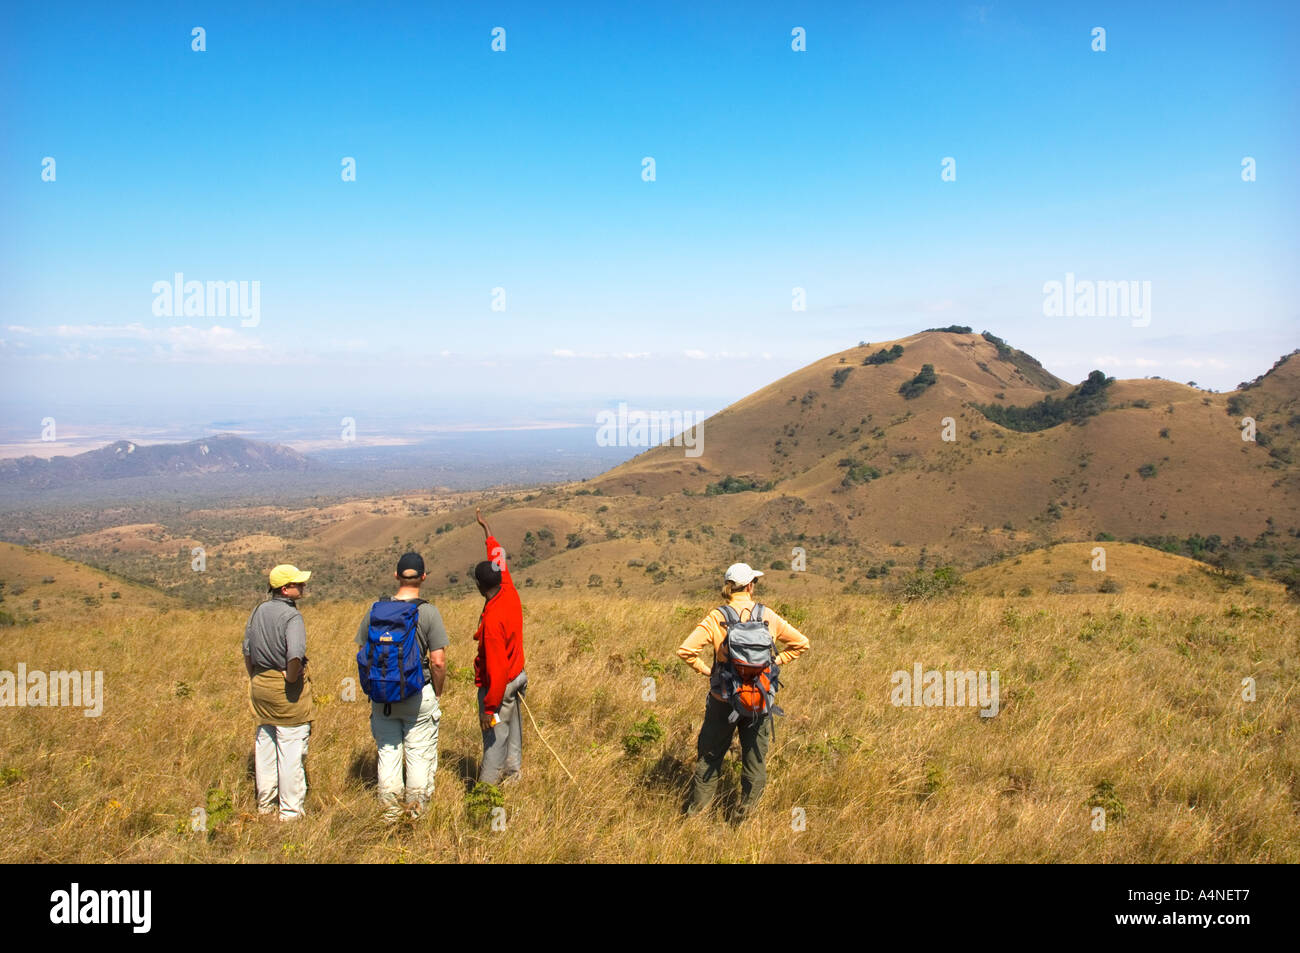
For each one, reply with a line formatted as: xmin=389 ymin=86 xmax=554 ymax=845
xmin=1 ymin=0 xmax=1297 ymax=446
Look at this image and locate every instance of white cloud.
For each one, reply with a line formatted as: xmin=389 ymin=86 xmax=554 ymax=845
xmin=550 ymin=349 xmax=651 ymax=360
xmin=7 ymin=323 xmax=270 ymax=363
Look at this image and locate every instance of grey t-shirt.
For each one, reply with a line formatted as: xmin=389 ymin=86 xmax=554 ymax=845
xmin=355 ymin=597 xmax=449 ymax=684
xmin=243 ymin=596 xmax=307 ymax=671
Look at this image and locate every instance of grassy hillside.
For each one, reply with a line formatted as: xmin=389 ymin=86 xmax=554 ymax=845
xmin=0 ymin=551 xmax=1295 ymax=863
xmin=964 ymin=541 xmax=1288 ymax=599
xmin=0 ymin=541 xmax=168 ymax=624
xmin=579 ymin=332 xmax=1297 ymax=563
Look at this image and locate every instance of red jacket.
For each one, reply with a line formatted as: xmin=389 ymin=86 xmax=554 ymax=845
xmin=473 ymin=535 xmax=525 ymax=714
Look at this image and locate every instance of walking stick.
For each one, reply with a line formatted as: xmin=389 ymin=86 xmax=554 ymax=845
xmin=520 ymin=696 xmax=576 ymax=784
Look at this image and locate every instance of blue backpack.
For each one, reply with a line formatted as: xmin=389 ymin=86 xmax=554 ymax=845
xmin=357 ymin=598 xmax=426 ymax=713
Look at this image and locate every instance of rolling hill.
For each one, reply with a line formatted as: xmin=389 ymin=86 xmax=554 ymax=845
xmin=0 ymin=434 xmax=319 ymax=490
xmin=537 ymin=329 xmax=1300 ymax=579
xmin=373 ymin=329 xmax=1296 ymax=600
xmin=962 ymin=541 xmax=1287 ymax=599
xmin=0 ymin=540 xmax=168 ymax=624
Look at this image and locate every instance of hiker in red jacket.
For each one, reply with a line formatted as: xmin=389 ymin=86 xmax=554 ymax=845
xmin=473 ymin=507 xmax=527 ymax=785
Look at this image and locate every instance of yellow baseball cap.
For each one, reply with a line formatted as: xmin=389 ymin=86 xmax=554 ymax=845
xmin=269 ymin=564 xmax=311 ymax=588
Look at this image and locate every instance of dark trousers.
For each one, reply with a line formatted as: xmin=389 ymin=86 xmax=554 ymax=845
xmin=688 ymin=694 xmax=772 ymax=815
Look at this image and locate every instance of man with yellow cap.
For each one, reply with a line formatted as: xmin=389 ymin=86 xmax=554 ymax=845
xmin=242 ymin=564 xmax=315 ymax=820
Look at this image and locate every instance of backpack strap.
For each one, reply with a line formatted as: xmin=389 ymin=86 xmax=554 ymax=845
xmin=370 ymin=596 xmax=426 ymax=617
xmin=751 ymin=603 xmax=764 ymax=623
xmin=715 ymin=606 xmax=737 ymax=667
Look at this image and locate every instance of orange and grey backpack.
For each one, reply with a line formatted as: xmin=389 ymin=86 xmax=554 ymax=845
xmin=709 ymin=603 xmax=784 ymax=724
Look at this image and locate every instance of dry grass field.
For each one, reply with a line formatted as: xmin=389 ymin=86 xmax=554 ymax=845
xmin=1 ymin=551 xmax=1295 ymax=863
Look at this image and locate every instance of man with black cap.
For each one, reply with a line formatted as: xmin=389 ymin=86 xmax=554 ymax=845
xmin=354 ymin=551 xmax=449 ymax=821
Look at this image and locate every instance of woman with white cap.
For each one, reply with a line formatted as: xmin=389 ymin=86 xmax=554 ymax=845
xmin=677 ymin=562 xmax=810 ymax=821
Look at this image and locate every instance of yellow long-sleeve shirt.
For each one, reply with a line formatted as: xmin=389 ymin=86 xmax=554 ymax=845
xmin=676 ymin=594 xmax=810 ymax=681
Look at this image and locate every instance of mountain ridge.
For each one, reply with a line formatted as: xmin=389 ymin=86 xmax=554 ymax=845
xmin=0 ymin=434 xmax=319 ymax=490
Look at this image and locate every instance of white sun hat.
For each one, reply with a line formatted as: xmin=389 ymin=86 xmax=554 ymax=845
xmin=724 ymin=562 xmax=764 ymax=585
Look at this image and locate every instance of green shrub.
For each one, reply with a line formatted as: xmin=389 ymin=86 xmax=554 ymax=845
xmin=863 ymin=344 xmax=904 ymax=366
xmin=204 ymin=787 xmax=233 ymax=836
xmin=922 ymin=762 xmax=946 ymax=796
xmin=1086 ymin=780 xmax=1126 ymax=823
xmin=774 ymin=601 xmax=810 ymax=626
xmin=838 ymin=458 xmax=882 ymax=486
xmin=706 ymin=475 xmax=774 ymax=495
xmin=972 ymin=370 xmax=1113 ymax=432
xmin=632 ymin=648 xmax=667 ymax=678
xmin=982 ymin=331 xmax=1013 ymax=359
xmin=898 ymin=364 xmax=937 ymax=399
xmin=898 ymin=566 xmax=962 ymax=600
xmin=843 ymin=464 xmax=881 ymax=486
xmin=623 ymin=712 xmax=665 ymax=756
xmin=465 ymin=782 xmax=505 ymax=826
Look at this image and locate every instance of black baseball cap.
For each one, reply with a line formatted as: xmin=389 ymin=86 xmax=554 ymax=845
xmin=397 ymin=552 xmax=425 ymax=578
